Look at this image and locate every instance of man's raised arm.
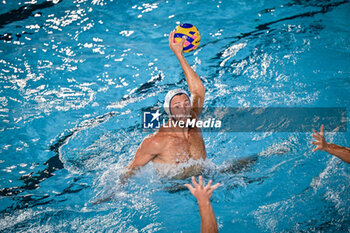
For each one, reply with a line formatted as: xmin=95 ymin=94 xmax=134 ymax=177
xmin=168 ymin=30 xmax=205 ymax=117
xmin=185 ymin=176 xmax=220 ymax=233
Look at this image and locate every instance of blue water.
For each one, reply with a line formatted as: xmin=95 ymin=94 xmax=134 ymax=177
xmin=1 ymin=0 xmax=350 ymax=232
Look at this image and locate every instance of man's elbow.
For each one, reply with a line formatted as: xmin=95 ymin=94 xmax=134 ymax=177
xmin=191 ymin=86 xmax=205 ymax=97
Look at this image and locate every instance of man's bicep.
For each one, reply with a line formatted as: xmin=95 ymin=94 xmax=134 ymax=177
xmin=127 ymin=137 xmax=160 ymax=169
xmin=128 ymin=147 xmax=155 ymax=169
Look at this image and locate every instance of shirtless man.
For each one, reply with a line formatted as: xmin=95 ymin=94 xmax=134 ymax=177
xmin=123 ymin=30 xmax=206 ymax=180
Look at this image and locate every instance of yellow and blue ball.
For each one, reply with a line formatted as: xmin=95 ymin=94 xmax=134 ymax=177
xmin=174 ymin=23 xmax=201 ymax=53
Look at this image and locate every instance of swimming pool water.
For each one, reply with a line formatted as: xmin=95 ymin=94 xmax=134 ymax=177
xmin=0 ymin=0 xmax=349 ymax=232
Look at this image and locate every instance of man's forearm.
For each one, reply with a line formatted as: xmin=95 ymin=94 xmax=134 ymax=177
xmin=324 ymin=143 xmax=350 ymax=163
xmin=175 ymin=53 xmax=204 ymax=94
xmin=198 ymin=200 xmax=218 ymax=233
xmin=121 ymin=166 xmax=138 ymax=184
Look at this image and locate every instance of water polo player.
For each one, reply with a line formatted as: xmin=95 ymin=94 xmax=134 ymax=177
xmin=122 ymin=28 xmax=206 ymax=180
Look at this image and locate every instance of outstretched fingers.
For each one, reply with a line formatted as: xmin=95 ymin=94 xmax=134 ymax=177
xmin=210 ymin=183 xmax=221 ymax=191
xmin=313 ymin=129 xmax=321 ymax=137
xmin=320 ymin=124 xmax=324 ymax=136
xmin=192 ymin=176 xmax=199 ymax=188
xmin=184 ymin=183 xmax=195 ymax=195
xmin=207 ymin=182 xmax=221 ymax=196
xmin=198 ymin=175 xmax=203 ymax=187
xmin=205 ymin=180 xmax=212 ymax=190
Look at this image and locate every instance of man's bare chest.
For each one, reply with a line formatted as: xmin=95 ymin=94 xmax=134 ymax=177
xmin=159 ymin=132 xmax=206 ymax=163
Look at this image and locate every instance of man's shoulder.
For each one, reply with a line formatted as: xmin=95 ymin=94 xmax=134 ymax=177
xmin=143 ymin=131 xmax=169 ymax=148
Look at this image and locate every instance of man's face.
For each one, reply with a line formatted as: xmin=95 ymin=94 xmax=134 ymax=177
xmin=170 ymin=94 xmax=191 ymax=121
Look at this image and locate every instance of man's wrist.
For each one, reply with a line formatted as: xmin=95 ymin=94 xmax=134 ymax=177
xmin=175 ymin=52 xmax=184 ymax=59
xmin=197 ymin=199 xmax=211 ymax=208
xmin=323 ymin=142 xmax=330 ymax=151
